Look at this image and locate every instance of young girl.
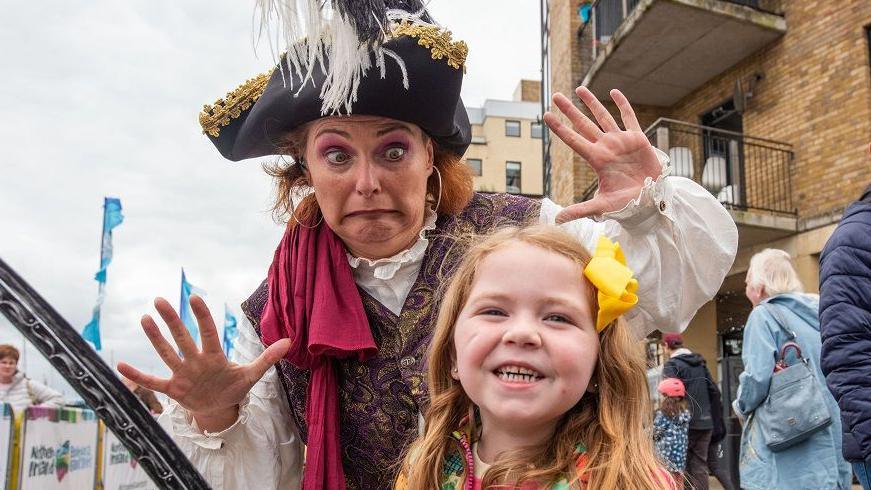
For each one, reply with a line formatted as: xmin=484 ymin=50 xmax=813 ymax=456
xmin=396 ymin=225 xmax=673 ymax=489
xmin=653 ymin=378 xmax=691 ymax=482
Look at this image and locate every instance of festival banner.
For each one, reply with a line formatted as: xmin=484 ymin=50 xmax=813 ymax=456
xmin=18 ymin=406 xmax=98 ymax=490
xmin=101 ymin=422 xmax=157 ymax=490
xmin=1 ymin=404 xmax=12 ymax=490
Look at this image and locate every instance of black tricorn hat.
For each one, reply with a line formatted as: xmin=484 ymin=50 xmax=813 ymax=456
xmin=199 ymin=22 xmax=471 ymax=161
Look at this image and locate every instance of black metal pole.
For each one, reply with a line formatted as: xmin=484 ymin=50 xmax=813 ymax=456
xmin=0 ymin=257 xmax=210 ymax=490
xmin=540 ymin=0 xmax=551 ymax=198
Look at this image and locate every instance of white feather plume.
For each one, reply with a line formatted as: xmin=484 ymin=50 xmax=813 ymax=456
xmin=253 ymin=0 xmax=441 ymax=115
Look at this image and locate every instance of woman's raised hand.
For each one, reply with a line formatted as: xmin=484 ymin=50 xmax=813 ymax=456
xmin=543 ymin=86 xmax=663 ymax=224
xmin=117 ymin=296 xmax=290 ymax=432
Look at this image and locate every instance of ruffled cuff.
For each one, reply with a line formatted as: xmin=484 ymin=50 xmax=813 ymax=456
xmin=167 ymin=393 xmax=253 ymax=451
xmin=594 ymin=148 xmax=676 ymax=229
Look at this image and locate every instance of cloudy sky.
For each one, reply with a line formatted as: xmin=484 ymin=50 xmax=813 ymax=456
xmin=0 ymin=1 xmax=543 ymax=398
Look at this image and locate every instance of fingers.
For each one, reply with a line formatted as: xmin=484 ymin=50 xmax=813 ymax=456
xmin=576 ymin=86 xmax=620 ymax=132
xmin=551 ymin=92 xmax=604 ymax=142
xmin=141 ymin=314 xmax=182 ymax=371
xmin=117 ymin=362 xmax=170 ymax=394
xmin=611 ymin=89 xmax=642 ymax=132
xmin=154 ymin=297 xmax=198 ymax=359
xmin=555 ymin=199 xmax=609 ymax=224
xmin=246 ymin=339 xmax=291 ymax=382
xmin=543 ymin=112 xmax=593 ymax=161
xmin=190 ymin=295 xmax=222 ymax=355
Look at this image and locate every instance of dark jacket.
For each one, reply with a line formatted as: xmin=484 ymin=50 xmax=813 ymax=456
xmin=820 ymin=184 xmax=871 ymax=464
xmin=663 ymin=352 xmax=718 ymax=431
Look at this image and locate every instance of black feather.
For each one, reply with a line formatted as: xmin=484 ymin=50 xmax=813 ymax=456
xmin=333 ymin=0 xmax=433 ymax=43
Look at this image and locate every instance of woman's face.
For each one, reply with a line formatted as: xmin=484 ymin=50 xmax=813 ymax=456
xmin=0 ymin=356 xmax=17 ymax=382
xmin=303 ymin=115 xmax=434 ymax=260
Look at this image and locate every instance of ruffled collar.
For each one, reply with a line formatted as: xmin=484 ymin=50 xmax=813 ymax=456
xmin=346 ymin=206 xmax=438 ymax=280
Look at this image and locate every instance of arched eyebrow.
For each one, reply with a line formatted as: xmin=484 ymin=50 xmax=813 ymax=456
xmin=313 ymin=123 xmax=414 ymax=140
xmin=375 ymin=123 xmax=415 ymax=137
xmin=314 ymin=128 xmax=351 ymax=139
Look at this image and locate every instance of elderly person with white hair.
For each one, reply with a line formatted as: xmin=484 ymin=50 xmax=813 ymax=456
xmin=734 ymin=249 xmax=852 ymax=489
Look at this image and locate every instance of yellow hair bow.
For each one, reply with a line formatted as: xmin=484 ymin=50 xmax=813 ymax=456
xmin=583 ymin=235 xmax=639 ymax=332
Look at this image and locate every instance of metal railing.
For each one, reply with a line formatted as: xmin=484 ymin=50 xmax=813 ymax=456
xmin=645 ymin=118 xmax=795 ymax=215
xmin=581 ymin=0 xmax=767 ymax=59
xmin=578 ymin=118 xmax=795 ymax=215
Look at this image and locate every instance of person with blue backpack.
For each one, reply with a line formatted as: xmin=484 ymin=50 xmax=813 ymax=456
xmin=734 ymin=249 xmax=852 ymax=489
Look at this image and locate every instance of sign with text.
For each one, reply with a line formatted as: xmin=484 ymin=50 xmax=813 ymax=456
xmin=18 ymin=406 xmax=97 ymax=490
xmin=1 ymin=404 xmax=12 ymax=490
xmin=102 ymin=423 xmax=157 ymax=490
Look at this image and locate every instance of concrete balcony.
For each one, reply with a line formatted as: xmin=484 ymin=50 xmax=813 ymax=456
xmin=582 ymin=0 xmax=786 ymax=106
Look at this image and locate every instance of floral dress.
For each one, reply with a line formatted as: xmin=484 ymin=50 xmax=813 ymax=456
xmin=394 ymin=429 xmax=590 ymax=490
xmin=653 ymin=409 xmax=691 ymax=472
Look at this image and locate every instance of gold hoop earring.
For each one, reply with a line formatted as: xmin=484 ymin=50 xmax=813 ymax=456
xmin=289 ymin=201 xmax=323 ymax=229
xmin=432 ymin=166 xmax=443 ymax=213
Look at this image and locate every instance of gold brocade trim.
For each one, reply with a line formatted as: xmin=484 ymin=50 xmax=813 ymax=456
xmin=390 ymin=22 xmax=468 ymax=70
xmin=199 ymin=70 xmax=272 ymax=137
xmin=199 ymin=23 xmax=467 ymax=137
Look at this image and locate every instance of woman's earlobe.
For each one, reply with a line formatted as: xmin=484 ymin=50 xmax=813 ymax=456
xmin=450 ymin=365 xmax=460 ymax=381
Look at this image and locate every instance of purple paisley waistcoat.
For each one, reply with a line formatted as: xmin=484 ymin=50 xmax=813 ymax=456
xmin=242 ymin=192 xmax=540 ymax=489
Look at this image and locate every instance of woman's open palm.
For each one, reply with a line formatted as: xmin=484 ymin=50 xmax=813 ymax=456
xmin=118 ymin=296 xmax=289 ymax=424
xmin=543 ymin=86 xmax=663 ymax=223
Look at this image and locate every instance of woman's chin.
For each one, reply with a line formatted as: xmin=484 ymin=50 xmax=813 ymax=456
xmin=341 ymin=222 xmax=415 ymax=258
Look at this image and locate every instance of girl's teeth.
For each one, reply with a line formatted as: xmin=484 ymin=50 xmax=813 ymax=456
xmin=497 ymin=371 xmax=540 ymax=383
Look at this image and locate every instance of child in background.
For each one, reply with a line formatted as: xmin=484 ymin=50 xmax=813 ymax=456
xmin=653 ymin=378 xmax=691 ymax=483
xmin=396 ymin=225 xmax=673 ymax=489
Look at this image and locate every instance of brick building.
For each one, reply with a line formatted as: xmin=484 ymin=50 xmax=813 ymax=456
xmin=546 ymin=1 xmax=871 ymax=479
xmin=548 ymin=0 xmax=871 ymax=373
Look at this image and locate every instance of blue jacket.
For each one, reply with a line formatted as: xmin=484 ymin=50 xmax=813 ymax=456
xmin=820 ymin=186 xmax=871 ymax=464
xmin=734 ymin=294 xmax=852 ymax=490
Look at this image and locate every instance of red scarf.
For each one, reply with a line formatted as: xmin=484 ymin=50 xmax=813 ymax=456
xmin=261 ymin=220 xmax=376 ymax=490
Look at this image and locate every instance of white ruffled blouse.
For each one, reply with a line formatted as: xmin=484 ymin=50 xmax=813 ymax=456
xmin=158 ymin=149 xmax=739 ymax=489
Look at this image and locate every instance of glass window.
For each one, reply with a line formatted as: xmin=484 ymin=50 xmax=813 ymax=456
xmin=505 ymin=120 xmax=521 ymax=137
xmin=467 ymin=158 xmax=482 ymax=176
xmin=506 ymin=161 xmax=521 ymax=194
xmin=531 ymin=122 xmax=543 ymax=139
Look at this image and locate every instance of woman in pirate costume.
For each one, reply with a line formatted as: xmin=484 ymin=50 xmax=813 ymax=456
xmin=117 ymin=2 xmax=739 ymax=488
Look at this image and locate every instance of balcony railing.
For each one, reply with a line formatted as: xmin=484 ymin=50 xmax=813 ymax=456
xmin=584 ymin=0 xmax=771 ymax=59
xmin=647 ymin=118 xmax=794 ymax=215
xmin=580 ymin=118 xmax=795 ymax=216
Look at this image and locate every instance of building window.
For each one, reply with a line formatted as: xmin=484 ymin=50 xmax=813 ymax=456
xmin=467 ymin=158 xmax=482 ymax=176
xmin=531 ymin=121 xmax=543 ymax=139
xmin=506 ymin=161 xmax=521 ymax=193
xmin=505 ymin=120 xmax=521 ymax=137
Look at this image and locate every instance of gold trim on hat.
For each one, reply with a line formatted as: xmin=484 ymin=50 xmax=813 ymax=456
xmin=199 ymin=71 xmax=272 ymax=137
xmin=390 ymin=21 xmax=468 ymax=70
xmin=198 ymin=23 xmax=468 ymax=138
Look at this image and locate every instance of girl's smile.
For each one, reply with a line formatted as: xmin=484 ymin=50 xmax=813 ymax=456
xmin=451 ymin=241 xmax=599 ymax=431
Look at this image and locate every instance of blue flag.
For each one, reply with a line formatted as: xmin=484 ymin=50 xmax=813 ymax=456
xmin=82 ymin=305 xmax=102 ymax=351
xmin=223 ymin=305 xmax=238 ymax=358
xmin=179 ymin=269 xmax=205 ymax=344
xmin=94 ymin=198 xmax=124 ymax=284
xmin=83 ymin=197 xmax=124 ymax=350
